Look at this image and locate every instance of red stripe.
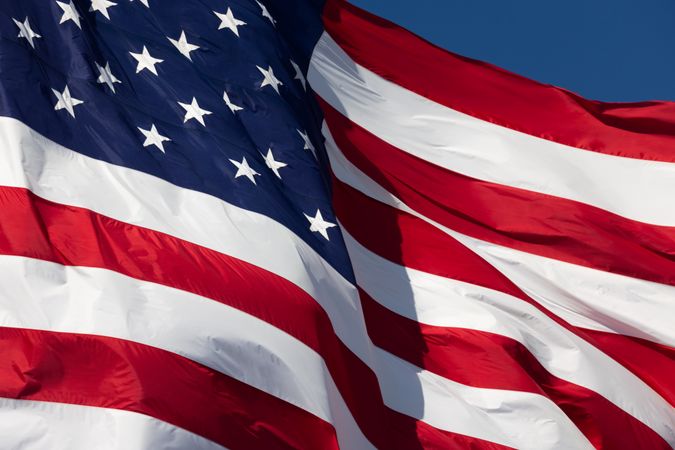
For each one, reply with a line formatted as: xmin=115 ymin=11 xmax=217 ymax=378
xmin=577 ymin=329 xmax=675 ymax=406
xmin=321 ymin=98 xmax=675 ymax=288
xmin=359 ymin=288 xmax=671 ymax=450
xmin=0 ymin=326 xmax=337 ymax=450
xmin=332 ymin=176 xmax=675 ymax=407
xmin=322 ymin=0 xmax=675 ymax=162
xmin=0 ymin=186 xmax=506 ymax=450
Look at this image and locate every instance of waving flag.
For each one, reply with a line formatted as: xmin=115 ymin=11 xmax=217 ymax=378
xmin=0 ymin=0 xmax=673 ymax=448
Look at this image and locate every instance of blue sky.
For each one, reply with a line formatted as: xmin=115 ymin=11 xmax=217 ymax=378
xmin=349 ymin=0 xmax=675 ymax=102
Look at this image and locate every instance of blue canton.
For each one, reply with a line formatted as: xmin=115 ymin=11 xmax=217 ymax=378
xmin=0 ymin=0 xmax=353 ymax=281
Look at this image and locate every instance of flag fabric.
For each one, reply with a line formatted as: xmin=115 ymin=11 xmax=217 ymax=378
xmin=0 ymin=0 xmax=673 ymax=449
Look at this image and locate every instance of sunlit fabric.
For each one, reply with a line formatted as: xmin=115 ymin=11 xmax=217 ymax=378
xmin=0 ymin=0 xmax=672 ymax=449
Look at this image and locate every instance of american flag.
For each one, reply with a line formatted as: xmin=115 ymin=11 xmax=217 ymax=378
xmin=0 ymin=0 xmax=672 ymax=448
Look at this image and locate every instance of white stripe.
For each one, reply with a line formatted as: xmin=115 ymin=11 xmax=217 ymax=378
xmin=309 ymin=32 xmax=675 ymax=227
xmin=0 ymin=255 xmax=373 ymax=450
xmin=376 ymin=349 xmax=593 ymax=450
xmin=324 ymin=121 xmax=675 ymax=347
xmin=325 ymin=124 xmax=675 ymax=446
xmin=0 ymin=118 xmax=591 ymax=449
xmin=456 ymin=232 xmax=675 ymax=347
xmin=0 ymin=397 xmax=224 ymax=450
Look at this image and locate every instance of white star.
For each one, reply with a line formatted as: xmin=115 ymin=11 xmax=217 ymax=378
xmin=297 ymin=129 xmax=315 ymax=153
xmin=223 ymin=91 xmax=243 ymax=113
xmin=256 ymin=1 xmax=276 ymax=25
xmin=56 ymin=1 xmax=82 ymax=29
xmin=52 ymin=85 xmax=84 ymax=118
xmin=130 ymin=46 xmax=163 ymax=75
xmin=257 ymin=65 xmax=283 ymax=94
xmin=13 ymin=17 xmax=41 ymax=48
xmin=95 ymin=62 xmax=121 ymax=93
xmin=229 ymin=157 xmax=260 ymax=184
xmin=214 ymin=8 xmax=246 ymax=36
xmin=290 ymin=60 xmax=306 ymax=91
xmin=90 ymin=0 xmax=117 ymax=19
xmin=304 ymin=210 xmax=337 ymax=241
xmin=131 ymin=0 xmax=149 ymax=6
xmin=168 ymin=31 xmax=200 ymax=61
xmin=178 ymin=97 xmax=212 ymax=126
xmin=138 ymin=124 xmax=170 ymax=153
xmin=261 ymin=148 xmax=287 ymax=179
